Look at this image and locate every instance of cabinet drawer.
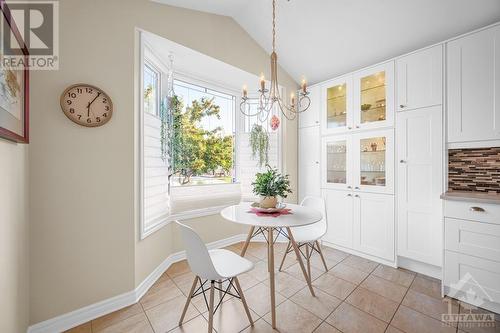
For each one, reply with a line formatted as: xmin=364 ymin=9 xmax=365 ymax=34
xmin=444 ymin=200 xmax=500 ymax=224
xmin=444 ymin=251 xmax=500 ymax=304
xmin=445 ymin=218 xmax=500 ymax=262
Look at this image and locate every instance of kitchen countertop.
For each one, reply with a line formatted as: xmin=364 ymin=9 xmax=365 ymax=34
xmin=440 ymin=190 xmax=500 ymax=205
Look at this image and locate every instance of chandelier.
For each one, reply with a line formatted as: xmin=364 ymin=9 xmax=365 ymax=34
xmin=240 ymin=0 xmax=310 ymax=121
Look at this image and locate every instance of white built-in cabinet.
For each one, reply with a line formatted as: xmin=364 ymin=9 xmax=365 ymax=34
xmin=299 ymin=85 xmax=320 ymax=128
xmin=396 ymin=45 xmax=443 ymax=111
xmin=447 ymin=24 xmax=500 ymax=145
xmin=321 ymin=62 xmax=394 ymax=135
xmin=322 ymin=189 xmax=353 ymax=249
xmin=321 ymin=129 xmax=394 ymax=194
xmin=396 ymin=106 xmax=443 ymax=267
xmin=298 ymin=126 xmax=320 ymax=201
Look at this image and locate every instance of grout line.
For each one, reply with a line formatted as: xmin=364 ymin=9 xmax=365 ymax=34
xmin=383 ymin=273 xmax=416 ymax=333
xmin=139 ymin=302 xmax=156 ymax=333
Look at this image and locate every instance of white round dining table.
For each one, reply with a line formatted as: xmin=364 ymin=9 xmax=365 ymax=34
xmin=220 ymin=202 xmax=322 ymax=329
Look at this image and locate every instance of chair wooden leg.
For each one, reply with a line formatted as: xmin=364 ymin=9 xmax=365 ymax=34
xmin=306 ymin=243 xmax=312 ymax=280
xmin=208 ymin=281 xmax=215 ymax=333
xmin=179 ymin=276 xmax=198 ymax=325
xmin=286 ymin=227 xmax=315 ymax=296
xmin=234 ymin=277 xmax=253 ymax=326
xmin=316 ymin=240 xmax=329 ymax=272
xmin=240 ymin=226 xmax=255 ymax=257
xmin=278 ymin=241 xmax=291 ymax=271
xmin=218 ymin=280 xmax=223 ymax=300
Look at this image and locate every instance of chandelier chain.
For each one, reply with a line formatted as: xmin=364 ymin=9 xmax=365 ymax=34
xmin=272 ymin=0 xmax=276 ymax=52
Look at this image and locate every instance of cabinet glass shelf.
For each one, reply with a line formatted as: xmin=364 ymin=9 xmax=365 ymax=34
xmin=360 ymin=71 xmax=386 ymax=124
xmin=327 ymin=83 xmax=347 ymax=129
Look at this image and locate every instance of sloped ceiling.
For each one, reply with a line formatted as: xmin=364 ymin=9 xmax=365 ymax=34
xmin=154 ymin=0 xmax=500 ymax=84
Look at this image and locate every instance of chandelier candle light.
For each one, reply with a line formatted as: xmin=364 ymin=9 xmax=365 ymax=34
xmin=240 ymin=0 xmax=311 ymax=121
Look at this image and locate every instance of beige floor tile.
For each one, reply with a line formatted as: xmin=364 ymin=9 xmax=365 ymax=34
xmin=385 ymin=326 xmax=405 ymax=333
xmin=346 ymin=287 xmax=399 ymax=322
xmin=313 ymin=273 xmax=357 ymax=300
xmin=140 ymin=276 xmax=184 ymax=310
xmin=169 ymin=315 xmax=214 ymax=333
xmin=402 ymin=289 xmax=458 ymax=323
xmin=321 ymin=246 xmax=350 ymax=262
xmin=458 ymin=302 xmax=500 ymax=333
xmin=272 ymin=241 xmax=290 ymax=254
xmin=284 ymin=262 xmax=324 ymax=282
xmin=289 ymin=286 xmax=342 ymax=319
xmin=64 ymin=322 xmax=91 ymax=333
xmin=263 ymin=270 xmax=306 ymax=298
xmin=309 ymin=251 xmax=340 ymax=271
xmin=372 ymin=265 xmax=416 ymax=287
xmin=391 ymin=305 xmax=456 ymax=333
xmin=246 ymin=242 xmax=269 ymax=259
xmin=360 ymin=275 xmax=408 ymax=303
xmin=97 ymin=312 xmax=153 ymax=333
xmin=410 ymin=275 xmax=442 ymax=300
xmin=267 ymin=251 xmax=298 ymax=271
xmin=342 ymin=255 xmax=379 ymax=273
xmin=244 ymin=282 xmax=286 ymax=316
xmin=246 ymin=260 xmax=271 ymax=282
xmin=241 ymin=318 xmax=279 ymax=332
xmin=202 ymin=297 xmax=257 ymax=333
xmin=262 ymin=300 xmax=323 ymax=333
xmin=171 ymin=271 xmax=198 ymax=296
xmin=92 ymin=303 xmax=143 ymax=332
xmin=146 ymin=295 xmax=199 ymax=333
xmin=329 ymin=263 xmax=370 ymax=284
xmin=236 ymin=271 xmax=261 ymax=290
xmin=313 ymin=322 xmax=342 ymax=333
xmin=326 ymin=302 xmax=387 ymax=333
xmin=167 ymin=260 xmax=192 ymax=278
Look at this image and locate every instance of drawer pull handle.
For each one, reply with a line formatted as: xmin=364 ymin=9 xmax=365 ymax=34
xmin=469 ymin=206 xmax=485 ymax=212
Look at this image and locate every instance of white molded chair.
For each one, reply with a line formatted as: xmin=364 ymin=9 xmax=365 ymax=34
xmin=278 ymin=196 xmax=329 ymax=275
xmin=176 ymin=221 xmax=254 ymax=332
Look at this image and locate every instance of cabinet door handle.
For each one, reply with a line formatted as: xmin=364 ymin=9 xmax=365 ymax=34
xmin=469 ymin=206 xmax=485 ymax=212
xmin=347 ymin=185 xmax=352 ymax=189
xmin=347 ymin=194 xmax=352 ymax=197
xmin=354 ymin=194 xmax=360 ymax=198
xmin=348 ymin=126 xmax=352 ymax=130
xmin=400 ymin=104 xmax=406 ymax=108
xmin=315 ymin=120 xmax=319 ymax=124
xmin=356 ymin=125 xmax=360 ymax=128
xmin=354 ymin=186 xmax=360 ymax=190
xmin=400 ymin=160 xmax=406 ymax=163
xmin=315 ymin=161 xmax=319 ymax=164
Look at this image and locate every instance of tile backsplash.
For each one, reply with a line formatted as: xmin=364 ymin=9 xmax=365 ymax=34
xmin=448 ymin=147 xmax=500 ymax=193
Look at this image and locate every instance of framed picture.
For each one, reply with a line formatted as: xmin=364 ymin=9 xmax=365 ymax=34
xmin=0 ymin=0 xmax=29 ymax=143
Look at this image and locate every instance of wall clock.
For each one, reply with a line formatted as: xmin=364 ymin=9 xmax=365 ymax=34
xmin=60 ymin=84 xmax=113 ymax=127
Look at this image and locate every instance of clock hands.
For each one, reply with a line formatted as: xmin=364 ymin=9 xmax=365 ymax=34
xmin=86 ymin=92 xmax=101 ymax=117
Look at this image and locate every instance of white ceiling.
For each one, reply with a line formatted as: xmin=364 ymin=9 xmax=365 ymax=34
xmin=154 ymin=0 xmax=500 ymax=84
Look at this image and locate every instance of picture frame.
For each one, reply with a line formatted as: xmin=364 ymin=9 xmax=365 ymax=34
xmin=0 ymin=0 xmax=29 ymax=143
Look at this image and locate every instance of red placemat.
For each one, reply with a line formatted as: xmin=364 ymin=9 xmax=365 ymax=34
xmin=248 ymin=207 xmax=292 ymax=218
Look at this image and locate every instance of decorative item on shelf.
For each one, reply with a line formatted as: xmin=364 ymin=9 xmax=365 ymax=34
xmin=252 ymin=165 xmax=292 ymax=209
xmin=270 ymin=115 xmax=280 ymax=131
xmin=60 ymin=83 xmax=113 ymax=127
xmin=0 ymin=1 xmax=29 ymax=143
xmin=249 ymin=124 xmax=269 ymax=167
xmin=361 ymin=103 xmax=372 ymax=111
xmin=371 ymin=142 xmax=378 ymax=151
xmin=239 ymin=0 xmax=310 ymax=121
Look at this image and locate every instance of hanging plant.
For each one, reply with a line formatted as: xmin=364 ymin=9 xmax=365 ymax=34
xmin=159 ymin=98 xmax=170 ymax=162
xmin=249 ymin=124 xmax=269 ymax=167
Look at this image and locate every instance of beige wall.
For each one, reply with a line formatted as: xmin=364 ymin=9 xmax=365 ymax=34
xmin=0 ymin=141 xmax=29 ymax=333
xmin=30 ymin=0 xmax=298 ymax=325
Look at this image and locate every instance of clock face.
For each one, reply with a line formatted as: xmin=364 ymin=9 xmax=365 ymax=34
xmin=60 ymin=84 xmax=113 ymax=127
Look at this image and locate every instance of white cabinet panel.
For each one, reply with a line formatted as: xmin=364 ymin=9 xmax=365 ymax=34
xmin=445 ymin=251 xmax=500 ymax=304
xmin=396 ymin=106 xmax=443 ymax=266
xmin=444 ymin=200 xmax=500 ymax=225
xmin=445 ymin=218 xmax=500 ymax=262
xmin=299 ymin=126 xmax=321 ymax=201
xmin=353 ymin=62 xmax=395 ymax=131
xmin=397 ymin=45 xmax=443 ymax=111
xmin=322 ymin=189 xmax=354 ymax=248
xmin=447 ymin=25 xmax=500 ymax=143
xmin=353 ymin=192 xmax=395 ymax=261
xmin=299 ymin=85 xmax=320 ymax=128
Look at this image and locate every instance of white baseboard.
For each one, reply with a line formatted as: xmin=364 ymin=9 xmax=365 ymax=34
xmin=322 ymin=240 xmax=397 ymax=268
xmin=397 ymin=256 xmax=442 ymax=280
xmin=27 ymin=233 xmax=248 ymax=333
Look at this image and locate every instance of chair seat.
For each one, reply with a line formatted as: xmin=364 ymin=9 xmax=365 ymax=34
xmin=209 ymin=249 xmax=254 ymax=278
xmin=290 ymin=224 xmax=325 ymax=243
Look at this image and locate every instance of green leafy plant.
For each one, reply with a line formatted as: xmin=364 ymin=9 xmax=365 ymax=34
xmin=252 ymin=165 xmax=292 ymax=198
xmin=249 ymin=124 xmax=269 ymax=167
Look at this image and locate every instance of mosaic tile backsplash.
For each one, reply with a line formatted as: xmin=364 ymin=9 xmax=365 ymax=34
xmin=448 ymin=147 xmax=500 ymax=193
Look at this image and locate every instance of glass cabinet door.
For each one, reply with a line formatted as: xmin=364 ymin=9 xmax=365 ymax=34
xmin=321 ymin=136 xmax=351 ymax=189
xmin=321 ymin=76 xmax=352 ymax=134
xmin=353 ymin=62 xmax=394 ymax=130
xmin=354 ymin=130 xmax=394 ymax=194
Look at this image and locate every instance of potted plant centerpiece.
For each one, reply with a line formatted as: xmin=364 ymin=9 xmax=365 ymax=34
xmin=252 ymin=165 xmax=292 ymax=208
